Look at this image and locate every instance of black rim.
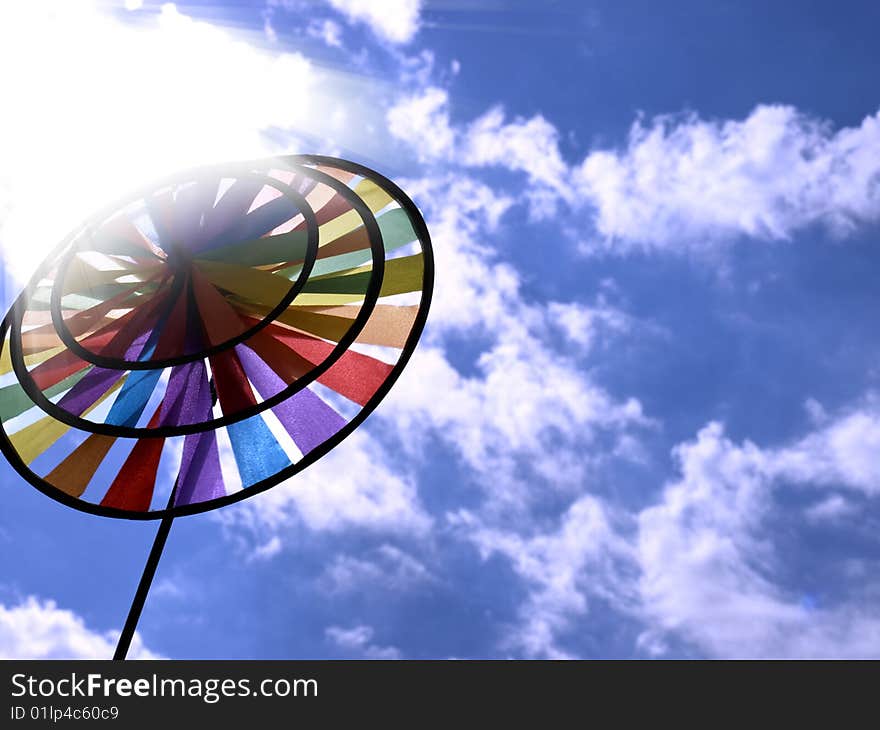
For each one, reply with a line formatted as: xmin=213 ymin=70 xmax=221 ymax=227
xmin=0 ymin=154 xmax=434 ymax=520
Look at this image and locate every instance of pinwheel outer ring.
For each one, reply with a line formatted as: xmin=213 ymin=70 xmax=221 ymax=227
xmin=0 ymin=155 xmax=434 ymax=520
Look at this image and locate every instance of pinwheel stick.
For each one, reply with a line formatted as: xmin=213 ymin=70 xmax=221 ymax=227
xmin=114 ymin=489 xmax=178 ymax=660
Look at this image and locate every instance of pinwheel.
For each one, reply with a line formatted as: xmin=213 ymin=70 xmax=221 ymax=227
xmin=0 ymin=155 xmax=433 ymax=658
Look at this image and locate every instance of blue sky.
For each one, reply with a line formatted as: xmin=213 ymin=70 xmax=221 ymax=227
xmin=1 ymin=0 xmax=879 ymax=659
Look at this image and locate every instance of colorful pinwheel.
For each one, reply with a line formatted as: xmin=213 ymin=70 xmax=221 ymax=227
xmin=0 ymin=155 xmax=433 ymax=657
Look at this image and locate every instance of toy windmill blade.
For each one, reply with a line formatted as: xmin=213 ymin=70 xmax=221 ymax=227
xmin=0 ymin=155 xmax=433 ymax=657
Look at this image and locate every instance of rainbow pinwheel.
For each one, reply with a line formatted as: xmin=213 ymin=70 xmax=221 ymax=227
xmin=0 ymin=155 xmax=432 ymax=657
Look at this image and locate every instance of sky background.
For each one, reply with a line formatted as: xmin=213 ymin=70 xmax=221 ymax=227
xmin=1 ymin=0 xmax=879 ymax=659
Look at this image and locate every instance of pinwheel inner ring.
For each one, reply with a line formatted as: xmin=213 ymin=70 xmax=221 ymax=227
xmin=48 ymin=173 xmax=321 ymax=371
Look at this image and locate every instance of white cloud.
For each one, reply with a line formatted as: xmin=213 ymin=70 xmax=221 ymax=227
xmin=398 ymin=174 xmax=516 ymax=335
xmin=381 ymin=105 xmax=880 ymax=640
xmin=575 ymin=105 xmax=880 ymax=252
xmin=389 ymin=92 xmax=572 ymax=218
xmin=804 ymin=397 xmax=829 ymax=426
xmin=772 ymin=404 xmax=880 ymax=494
xmin=448 ymin=397 xmax=880 ymax=658
xmin=636 ymin=407 xmax=880 ymax=658
xmin=319 ymin=545 xmax=434 ymax=594
xmin=326 ymin=0 xmax=422 ymax=44
xmin=387 ymin=87 xmax=456 ymax=162
xmin=400 ymin=173 xmax=638 ymax=351
xmin=0 ymin=596 xmax=159 ymax=659
xmin=325 ymin=624 xmax=401 ymax=658
xmin=384 ymin=46 xmax=879 ymax=255
xmin=547 ymin=300 xmax=632 ymax=351
xmin=221 ymin=429 xmax=431 ymax=542
xmin=388 ymin=86 xmax=880 ymax=252
xmin=636 ymin=422 xmax=788 ymax=656
xmin=368 ymin=172 xmax=647 ymax=513
xmin=804 ymin=494 xmax=856 ymax=523
xmin=463 ymin=107 xmax=573 ymax=217
xmin=385 ymin=343 xmax=644 ymax=509
xmin=252 ymin=536 xmax=284 ymax=561
xmin=452 ymin=495 xmax=634 ymax=658
xmin=307 ymin=18 xmax=344 ymax=48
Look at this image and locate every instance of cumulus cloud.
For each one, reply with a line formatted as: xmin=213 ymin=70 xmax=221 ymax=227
xmin=452 ymin=495 xmax=634 ymax=658
xmin=381 ymin=88 xmax=880 ymax=658
xmin=252 ymin=536 xmax=284 ymax=561
xmin=326 ymin=0 xmax=422 ymax=44
xmin=376 ymin=173 xmax=647 ymax=511
xmin=319 ymin=545 xmax=434 ymax=594
xmin=385 ymin=344 xmax=645 ymax=511
xmin=388 ymin=88 xmax=575 ymax=219
xmin=804 ymin=494 xmax=856 ymax=523
xmin=462 ymin=107 xmax=574 ymax=218
xmin=388 ymin=85 xmax=880 ymax=251
xmin=546 ymin=300 xmax=633 ymax=351
xmin=575 ymin=105 xmax=880 ymax=251
xmin=397 ymin=174 xmax=516 ymax=335
xmin=636 ymin=422 xmax=790 ymax=656
xmin=637 ymin=402 xmax=880 ymax=658
xmin=307 ymin=18 xmax=344 ymax=48
xmin=399 ymin=171 xmax=635 ymax=354
xmin=220 ymin=430 xmax=431 ymax=544
xmin=443 ymin=397 xmax=880 ymax=658
xmin=447 ymin=101 xmax=880 ymax=249
xmin=772 ymin=403 xmax=880 ymax=494
xmin=387 ymin=87 xmax=456 ymax=162
xmin=0 ymin=596 xmax=159 ymax=659
xmin=325 ymin=624 xmax=401 ymax=659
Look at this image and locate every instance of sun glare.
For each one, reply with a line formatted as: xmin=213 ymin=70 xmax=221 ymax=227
xmin=0 ymin=1 xmax=329 ymax=287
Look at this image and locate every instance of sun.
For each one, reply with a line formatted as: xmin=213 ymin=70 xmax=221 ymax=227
xmin=0 ymin=1 xmax=333 ymax=289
